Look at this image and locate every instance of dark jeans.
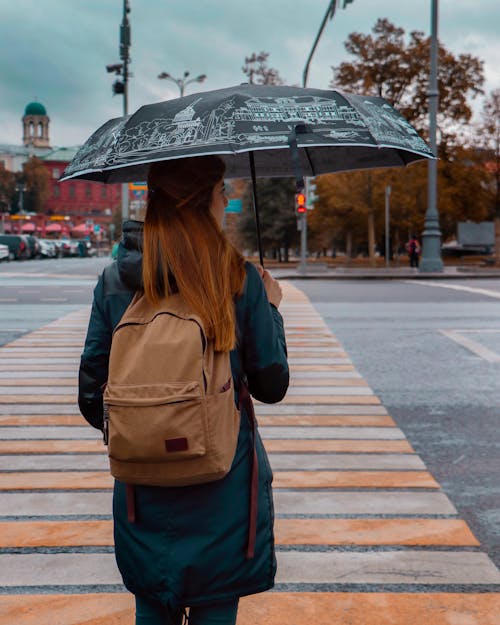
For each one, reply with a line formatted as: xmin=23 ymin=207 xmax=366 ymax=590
xmin=135 ymin=596 xmax=239 ymax=625
xmin=409 ymin=253 xmax=419 ymax=268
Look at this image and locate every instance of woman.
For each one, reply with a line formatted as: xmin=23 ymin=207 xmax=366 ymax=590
xmin=78 ymin=155 xmax=289 ymax=625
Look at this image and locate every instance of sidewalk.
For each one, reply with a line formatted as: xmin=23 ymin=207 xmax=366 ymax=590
xmin=270 ymin=264 xmax=500 ymax=280
xmin=0 ymin=284 xmax=499 ymax=624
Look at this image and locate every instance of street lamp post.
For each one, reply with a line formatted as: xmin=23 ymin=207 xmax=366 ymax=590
xmin=419 ymin=0 xmax=444 ymax=272
xmin=158 ymin=71 xmax=207 ymax=97
xmin=300 ymin=0 xmax=354 ymax=273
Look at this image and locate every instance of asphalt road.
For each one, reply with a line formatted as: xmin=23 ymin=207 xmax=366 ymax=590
xmin=1 ymin=259 xmax=499 ymax=568
xmin=294 ymin=277 xmax=500 ymax=568
xmin=0 ymin=257 xmax=109 ymax=346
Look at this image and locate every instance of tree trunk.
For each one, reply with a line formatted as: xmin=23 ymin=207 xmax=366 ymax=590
xmin=368 ymin=209 xmax=376 ymax=267
xmin=495 ymin=218 xmax=500 ymax=266
xmin=346 ymin=231 xmax=352 ymax=264
xmin=394 ymin=228 xmax=401 ymax=267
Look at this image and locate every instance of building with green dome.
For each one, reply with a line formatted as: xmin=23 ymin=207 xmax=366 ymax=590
xmin=24 ymin=102 xmax=48 ymax=117
xmin=22 ymin=100 xmax=50 ymax=149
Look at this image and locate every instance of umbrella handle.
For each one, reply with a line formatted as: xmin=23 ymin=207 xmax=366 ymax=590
xmin=249 ymin=152 xmax=264 ymax=268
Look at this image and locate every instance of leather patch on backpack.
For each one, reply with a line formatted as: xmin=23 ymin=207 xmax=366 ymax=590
xmin=165 ymin=437 xmax=189 ymax=453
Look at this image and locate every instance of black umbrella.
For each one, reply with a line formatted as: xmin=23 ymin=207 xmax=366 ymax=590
xmin=61 ymin=84 xmax=434 ymax=263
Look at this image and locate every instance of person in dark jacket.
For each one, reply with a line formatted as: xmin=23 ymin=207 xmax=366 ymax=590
xmin=405 ymin=234 xmax=421 ymax=268
xmin=78 ymin=156 xmax=289 ymax=625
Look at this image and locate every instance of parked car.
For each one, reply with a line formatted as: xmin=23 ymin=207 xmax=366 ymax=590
xmin=38 ymin=239 xmax=57 ymax=258
xmin=0 ymin=243 xmax=9 ymax=262
xmin=441 ymin=240 xmax=494 ymax=256
xmin=25 ymin=235 xmax=41 ymax=259
xmin=0 ymin=234 xmax=30 ymax=260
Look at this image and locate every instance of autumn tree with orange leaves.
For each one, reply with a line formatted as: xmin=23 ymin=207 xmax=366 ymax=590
xmin=308 ymin=18 xmax=487 ymax=261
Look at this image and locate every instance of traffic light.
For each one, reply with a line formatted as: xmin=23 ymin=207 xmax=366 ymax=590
xmin=307 ymin=180 xmax=318 ymax=209
xmin=113 ymin=80 xmax=125 ymax=95
xmin=295 ymin=192 xmax=307 ymax=214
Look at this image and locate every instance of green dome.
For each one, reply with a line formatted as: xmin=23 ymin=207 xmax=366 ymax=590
xmin=24 ymin=102 xmax=47 ymax=116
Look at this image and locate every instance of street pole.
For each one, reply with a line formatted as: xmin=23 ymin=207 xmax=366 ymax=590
xmin=158 ymin=71 xmax=207 ymax=98
xmin=385 ymin=185 xmax=391 ymax=267
xmin=120 ymin=0 xmax=131 ymax=222
xmin=300 ymin=1 xmax=354 ymax=273
xmin=419 ymin=0 xmax=443 ymax=272
xmin=299 ymin=178 xmax=310 ymax=273
xmin=301 ymin=1 xmax=336 ymax=275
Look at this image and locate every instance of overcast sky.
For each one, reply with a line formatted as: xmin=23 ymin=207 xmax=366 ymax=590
xmin=1 ymin=0 xmax=498 ymax=147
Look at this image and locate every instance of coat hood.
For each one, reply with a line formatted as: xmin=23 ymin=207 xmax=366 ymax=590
xmin=117 ymin=220 xmax=143 ymax=291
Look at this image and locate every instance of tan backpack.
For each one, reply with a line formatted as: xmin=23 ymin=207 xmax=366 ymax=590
xmin=103 ymin=291 xmax=241 ymax=488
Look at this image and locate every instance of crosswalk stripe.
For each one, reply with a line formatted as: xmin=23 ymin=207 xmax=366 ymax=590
xmin=0 ymin=281 xmax=498 ymax=623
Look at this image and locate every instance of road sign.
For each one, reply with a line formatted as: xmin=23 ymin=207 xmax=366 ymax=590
xmin=225 ymin=199 xmax=242 ymax=213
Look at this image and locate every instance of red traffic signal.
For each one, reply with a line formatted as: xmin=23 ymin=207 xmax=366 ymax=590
xmin=295 ymin=192 xmax=307 ymax=214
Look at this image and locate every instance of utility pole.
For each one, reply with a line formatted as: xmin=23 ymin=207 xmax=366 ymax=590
xmin=120 ymin=0 xmax=131 ymax=222
xmin=419 ymin=0 xmax=443 ymax=272
xmin=106 ymin=0 xmax=131 ymax=222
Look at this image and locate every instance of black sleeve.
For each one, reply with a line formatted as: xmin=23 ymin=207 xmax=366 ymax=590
xmin=240 ymin=263 xmax=289 ymax=404
xmin=78 ymin=276 xmax=112 ymax=431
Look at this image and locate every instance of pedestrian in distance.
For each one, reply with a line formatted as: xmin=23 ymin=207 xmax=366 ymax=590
xmin=78 ymin=155 xmax=289 ymax=625
xmin=406 ymin=233 xmax=421 ymax=268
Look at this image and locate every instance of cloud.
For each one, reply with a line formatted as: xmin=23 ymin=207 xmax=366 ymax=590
xmin=0 ymin=0 xmax=498 ymax=148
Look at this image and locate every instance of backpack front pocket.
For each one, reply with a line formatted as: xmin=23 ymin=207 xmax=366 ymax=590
xmin=104 ymin=382 xmax=207 ymax=462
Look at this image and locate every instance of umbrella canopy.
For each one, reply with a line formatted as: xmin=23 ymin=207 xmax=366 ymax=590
xmin=21 ymin=222 xmax=36 ymax=232
xmin=45 ymin=223 xmax=62 ymax=233
xmin=61 ymin=84 xmax=434 ymax=184
xmin=71 ymin=223 xmax=91 ymax=235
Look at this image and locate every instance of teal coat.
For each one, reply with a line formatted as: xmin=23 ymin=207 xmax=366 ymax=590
xmin=78 ymin=222 xmax=289 ymax=613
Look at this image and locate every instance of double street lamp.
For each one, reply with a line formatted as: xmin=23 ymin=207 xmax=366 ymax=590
xmin=158 ymin=71 xmax=207 ymax=97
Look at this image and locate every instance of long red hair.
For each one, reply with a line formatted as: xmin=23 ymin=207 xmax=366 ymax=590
xmin=142 ymin=156 xmax=246 ymax=352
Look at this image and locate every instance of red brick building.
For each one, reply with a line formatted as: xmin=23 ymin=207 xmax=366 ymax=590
xmin=0 ymin=102 xmax=124 ymax=236
xmin=43 ymin=148 xmax=122 ymax=219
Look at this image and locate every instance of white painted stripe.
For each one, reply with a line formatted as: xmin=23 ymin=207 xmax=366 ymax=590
xmin=0 ymin=427 xmax=100 ymax=440
xmin=0 ymin=406 xmax=80 ymax=415
xmin=1 ymin=551 xmax=498 ymax=587
xmin=288 ymin=358 xmax=352 ymax=365
xmin=260 ymin=426 xmax=404 ymax=440
xmin=289 ymin=371 xmax=362 ymax=379
xmin=440 ymin=329 xmax=500 ymax=363
xmin=274 ymin=491 xmax=457 ymax=515
xmin=0 ymin=372 xmax=75 ymax=379
xmin=0 ymin=492 xmax=112 ymax=516
xmin=268 ymin=453 xmax=426 ymax=471
xmin=0 ymin=491 xmax=456 ymax=517
xmin=0 ymin=387 xmax=76 ymax=395
xmin=404 ymin=279 xmax=500 ymax=300
xmin=288 ymin=347 xmax=345 ymax=353
xmin=286 ymin=387 xmax=374 ymax=396
xmin=254 ymin=405 xmax=388 ymax=416
xmin=276 ymin=551 xmax=500 ymax=585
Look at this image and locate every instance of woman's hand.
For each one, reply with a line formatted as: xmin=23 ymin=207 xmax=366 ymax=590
xmin=257 ymin=265 xmax=283 ymax=308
